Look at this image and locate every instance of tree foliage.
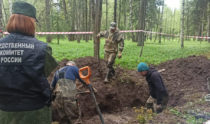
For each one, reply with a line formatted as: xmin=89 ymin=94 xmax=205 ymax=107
xmin=0 ymin=0 xmax=209 ymax=41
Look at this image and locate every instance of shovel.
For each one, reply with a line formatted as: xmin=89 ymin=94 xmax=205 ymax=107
xmin=79 ymin=66 xmax=105 ymax=124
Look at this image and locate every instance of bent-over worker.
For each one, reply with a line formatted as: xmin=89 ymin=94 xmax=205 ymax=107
xmin=137 ymin=62 xmax=168 ymax=113
xmin=51 ymin=61 xmax=87 ymax=124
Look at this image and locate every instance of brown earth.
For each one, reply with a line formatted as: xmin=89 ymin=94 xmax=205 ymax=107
xmin=150 ymin=55 xmax=210 ymax=124
xmin=49 ymin=55 xmax=210 ymax=124
xmin=156 ymin=55 xmax=210 ymax=107
xmin=49 ymin=56 xmax=149 ymax=123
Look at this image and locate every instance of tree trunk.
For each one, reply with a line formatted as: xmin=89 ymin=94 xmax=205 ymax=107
xmin=159 ymin=1 xmax=164 ymax=44
xmin=8 ymin=0 xmax=12 ymax=15
xmin=180 ymin=0 xmax=185 ymax=48
xmin=62 ymin=0 xmax=71 ymax=41
xmin=106 ymin=0 xmax=108 ymax=29
xmin=56 ymin=10 xmax=60 ymax=45
xmin=0 ymin=0 xmax=3 ymax=37
xmin=201 ymin=8 xmax=205 ymax=41
xmin=45 ymin=0 xmax=52 ymax=43
xmin=118 ymin=0 xmax=121 ymax=28
xmin=81 ymin=0 xmax=85 ymax=41
xmin=92 ymin=0 xmax=103 ymax=59
xmin=76 ymin=0 xmax=81 ymax=43
xmin=88 ymin=0 xmax=92 ymax=40
xmin=169 ymin=12 xmax=173 ymax=41
xmin=114 ymin=0 xmax=117 ymax=22
xmin=137 ymin=0 xmax=147 ymax=46
xmin=85 ymin=0 xmax=88 ymax=42
xmin=208 ymin=1 xmax=210 ymax=42
xmin=123 ymin=0 xmax=127 ymax=30
xmin=172 ymin=9 xmax=176 ymax=41
xmin=129 ymin=0 xmax=135 ymax=41
xmin=70 ymin=0 xmax=76 ymax=41
xmin=186 ymin=3 xmax=190 ymax=40
xmin=164 ymin=14 xmax=167 ymax=42
xmin=154 ymin=7 xmax=161 ymax=42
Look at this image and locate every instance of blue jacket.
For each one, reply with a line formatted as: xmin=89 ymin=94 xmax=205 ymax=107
xmin=51 ymin=66 xmax=84 ymax=88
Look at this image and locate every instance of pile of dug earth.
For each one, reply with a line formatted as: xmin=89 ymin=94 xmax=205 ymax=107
xmin=49 ymin=55 xmax=210 ymax=124
xmin=151 ymin=56 xmax=210 ymax=124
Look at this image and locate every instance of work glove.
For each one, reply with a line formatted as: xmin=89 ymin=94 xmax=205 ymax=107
xmin=87 ymin=84 xmax=92 ymax=88
xmin=118 ymin=52 xmax=122 ymax=59
xmin=96 ymin=33 xmax=100 ymax=38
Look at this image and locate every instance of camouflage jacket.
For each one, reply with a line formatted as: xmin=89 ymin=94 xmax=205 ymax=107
xmin=99 ymin=29 xmax=124 ymax=53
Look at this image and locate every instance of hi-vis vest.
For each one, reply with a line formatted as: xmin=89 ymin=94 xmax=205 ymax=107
xmin=0 ymin=33 xmax=55 ymax=112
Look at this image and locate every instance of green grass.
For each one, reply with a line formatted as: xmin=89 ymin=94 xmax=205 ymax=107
xmin=37 ymin=36 xmax=210 ymax=69
xmin=169 ymin=108 xmax=206 ymax=124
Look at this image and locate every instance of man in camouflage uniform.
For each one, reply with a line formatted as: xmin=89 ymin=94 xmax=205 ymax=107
xmin=51 ymin=61 xmax=87 ymax=124
xmin=97 ymin=22 xmax=124 ymax=83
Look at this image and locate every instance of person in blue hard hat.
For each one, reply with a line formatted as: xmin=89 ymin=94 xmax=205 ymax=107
xmin=137 ymin=62 xmax=168 ymax=113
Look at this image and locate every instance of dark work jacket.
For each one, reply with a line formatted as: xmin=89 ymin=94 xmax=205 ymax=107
xmin=0 ymin=33 xmax=57 ymax=112
xmin=146 ymin=68 xmax=168 ymax=105
xmin=51 ymin=66 xmax=84 ymax=89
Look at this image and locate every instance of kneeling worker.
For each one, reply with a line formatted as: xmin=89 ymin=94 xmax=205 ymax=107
xmin=51 ymin=61 xmax=87 ymax=124
xmin=137 ymin=62 xmax=168 ymax=113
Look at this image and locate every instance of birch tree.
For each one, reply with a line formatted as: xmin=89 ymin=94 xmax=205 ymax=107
xmin=137 ymin=0 xmax=147 ymax=46
xmin=180 ymin=0 xmax=185 ymax=48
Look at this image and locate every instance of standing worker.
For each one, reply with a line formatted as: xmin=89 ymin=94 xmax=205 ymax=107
xmin=0 ymin=1 xmax=57 ymax=124
xmin=97 ymin=22 xmax=124 ymax=83
xmin=51 ymin=61 xmax=88 ymax=124
xmin=137 ymin=62 xmax=168 ymax=113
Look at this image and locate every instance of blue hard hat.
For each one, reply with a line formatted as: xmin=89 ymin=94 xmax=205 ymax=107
xmin=137 ymin=62 xmax=149 ymax=72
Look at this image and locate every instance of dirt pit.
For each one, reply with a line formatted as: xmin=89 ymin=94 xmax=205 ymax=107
xmin=151 ymin=56 xmax=210 ymax=124
xmin=156 ymin=55 xmax=210 ymax=107
xmin=49 ymin=55 xmax=210 ymax=124
xmin=49 ymin=56 xmax=149 ymax=123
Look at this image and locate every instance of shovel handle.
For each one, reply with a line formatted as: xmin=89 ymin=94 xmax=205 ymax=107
xmin=79 ymin=66 xmax=91 ymax=84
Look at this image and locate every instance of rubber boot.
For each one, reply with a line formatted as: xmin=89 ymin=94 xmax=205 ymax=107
xmin=110 ymin=69 xmax=115 ymax=77
xmin=104 ymin=70 xmax=111 ymax=83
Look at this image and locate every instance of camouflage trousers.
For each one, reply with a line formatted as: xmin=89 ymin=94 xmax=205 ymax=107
xmin=104 ymin=51 xmax=116 ymax=75
xmin=146 ymin=95 xmax=168 ymax=113
xmin=0 ymin=106 xmax=51 ymax=124
xmin=52 ymin=79 xmax=79 ymax=124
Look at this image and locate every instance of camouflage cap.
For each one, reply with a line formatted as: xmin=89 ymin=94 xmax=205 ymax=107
xmin=110 ymin=22 xmax=117 ymax=29
xmin=12 ymin=1 xmax=37 ymax=21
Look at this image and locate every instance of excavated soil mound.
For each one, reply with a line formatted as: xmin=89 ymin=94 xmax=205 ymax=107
xmin=48 ymin=56 xmax=149 ymax=120
xmin=156 ymin=55 xmax=210 ymax=107
xmin=49 ymin=55 xmax=210 ymax=123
